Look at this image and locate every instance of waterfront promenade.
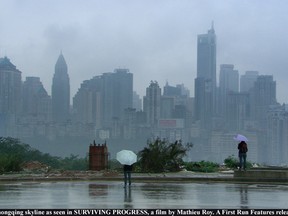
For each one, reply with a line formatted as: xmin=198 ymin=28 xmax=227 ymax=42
xmin=0 ymin=169 xmax=287 ymax=209
xmin=0 ymin=168 xmax=287 ymax=184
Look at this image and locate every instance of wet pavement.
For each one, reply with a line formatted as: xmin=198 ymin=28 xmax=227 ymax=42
xmin=0 ymin=181 xmax=287 ymax=209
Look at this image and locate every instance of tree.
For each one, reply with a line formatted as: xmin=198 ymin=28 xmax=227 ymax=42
xmin=0 ymin=137 xmax=91 ymax=172
xmin=60 ymin=154 xmax=88 ymax=170
xmin=138 ymin=138 xmax=192 ymax=173
xmin=0 ymin=137 xmax=62 ymax=172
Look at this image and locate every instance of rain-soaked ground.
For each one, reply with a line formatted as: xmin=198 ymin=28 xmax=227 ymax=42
xmin=0 ymin=181 xmax=287 ymax=209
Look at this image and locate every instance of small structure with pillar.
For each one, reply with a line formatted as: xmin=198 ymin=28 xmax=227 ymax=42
xmin=88 ymin=140 xmax=109 ymax=171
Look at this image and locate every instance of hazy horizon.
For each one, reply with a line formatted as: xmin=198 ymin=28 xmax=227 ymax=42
xmin=1 ymin=0 xmax=288 ymax=103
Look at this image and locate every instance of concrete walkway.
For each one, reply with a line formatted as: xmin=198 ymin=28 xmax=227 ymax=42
xmin=0 ymin=180 xmax=287 ymax=209
xmin=1 ymin=169 xmax=287 ymax=184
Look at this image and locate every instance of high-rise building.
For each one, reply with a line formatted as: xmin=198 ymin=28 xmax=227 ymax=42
xmin=160 ymin=97 xmax=174 ymax=119
xmin=73 ymin=68 xmax=133 ymax=132
xmin=219 ymin=64 xmax=239 ymax=117
xmin=52 ymin=52 xmax=70 ymax=123
xmin=73 ymin=77 xmax=102 ymax=126
xmin=143 ymin=81 xmax=161 ymax=127
xmin=101 ymin=69 xmax=133 ymax=128
xmin=133 ymin=91 xmax=142 ymax=111
xmin=266 ymin=105 xmax=288 ymax=165
xmin=250 ymin=75 xmax=277 ymax=125
xmin=22 ymin=77 xmax=52 ymax=122
xmin=240 ymin=71 xmax=259 ymax=92
xmin=0 ymin=57 xmax=22 ymax=115
xmin=219 ymin=64 xmax=239 ymax=92
xmin=194 ymin=24 xmax=217 ymax=129
xmin=250 ymin=75 xmax=277 ymax=164
xmin=112 ymin=69 xmax=133 ymax=123
xmin=0 ymin=57 xmax=22 ymax=136
xmin=162 ymin=82 xmax=193 ymax=128
xmin=226 ymin=92 xmax=250 ymax=131
xmin=163 ymin=82 xmax=181 ymax=96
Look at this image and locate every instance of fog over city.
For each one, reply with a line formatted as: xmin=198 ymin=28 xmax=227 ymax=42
xmin=1 ymin=0 xmax=288 ymax=166
xmin=1 ymin=0 xmax=288 ymax=103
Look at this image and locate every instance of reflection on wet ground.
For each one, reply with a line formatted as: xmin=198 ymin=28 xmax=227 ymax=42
xmin=0 ymin=181 xmax=287 ymax=209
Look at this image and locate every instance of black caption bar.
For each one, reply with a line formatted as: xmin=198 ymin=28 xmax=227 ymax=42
xmin=0 ymin=209 xmax=288 ymax=216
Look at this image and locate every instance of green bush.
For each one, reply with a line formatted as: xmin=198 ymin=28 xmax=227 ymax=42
xmin=0 ymin=154 xmax=23 ymax=173
xmin=60 ymin=154 xmax=88 ymax=170
xmin=109 ymin=159 xmax=123 ymax=172
xmin=224 ymin=155 xmax=239 ymax=169
xmin=184 ymin=161 xmax=219 ymax=172
xmin=0 ymin=137 xmax=88 ymax=172
xmin=224 ymin=155 xmax=253 ymax=169
xmin=138 ymin=138 xmax=192 ymax=173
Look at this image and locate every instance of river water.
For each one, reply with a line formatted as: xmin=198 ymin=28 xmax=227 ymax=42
xmin=0 ymin=181 xmax=287 ymax=209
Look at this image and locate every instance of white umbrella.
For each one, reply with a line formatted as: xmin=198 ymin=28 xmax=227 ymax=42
xmin=233 ymin=134 xmax=248 ymax=142
xmin=116 ymin=150 xmax=137 ymax=165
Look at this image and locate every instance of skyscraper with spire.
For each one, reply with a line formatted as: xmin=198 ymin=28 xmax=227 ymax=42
xmin=52 ymin=52 xmax=70 ymax=123
xmin=194 ymin=23 xmax=217 ymax=130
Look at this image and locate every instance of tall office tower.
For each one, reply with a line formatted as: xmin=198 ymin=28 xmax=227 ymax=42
xmin=22 ymin=77 xmax=52 ymax=122
xmin=0 ymin=57 xmax=22 ymax=136
xmin=133 ymin=91 xmax=142 ymax=111
xmin=226 ymin=92 xmax=250 ymax=131
xmin=73 ymin=68 xmax=133 ymax=129
xmin=162 ymin=82 xmax=193 ymax=127
xmin=219 ymin=64 xmax=239 ymax=117
xmin=240 ymin=71 xmax=259 ymax=92
xmin=112 ymin=69 xmax=133 ymax=122
xmin=52 ymin=53 xmax=70 ymax=123
xmin=0 ymin=57 xmax=22 ymax=114
xmin=266 ymin=105 xmax=288 ymax=165
xmin=101 ymin=68 xmax=133 ymax=128
xmin=163 ymin=82 xmax=181 ymax=96
xmin=194 ymin=24 xmax=216 ymax=129
xmin=73 ymin=76 xmax=102 ymax=127
xmin=123 ymin=108 xmax=137 ymax=139
xmin=250 ymin=75 xmax=277 ymax=126
xmin=160 ymin=97 xmax=174 ymax=119
xmin=250 ymin=75 xmax=277 ymax=165
xmin=143 ymin=81 xmax=161 ymax=127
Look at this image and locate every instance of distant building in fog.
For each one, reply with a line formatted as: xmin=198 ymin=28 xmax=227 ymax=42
xmin=163 ymin=82 xmax=193 ymax=128
xmin=163 ymin=82 xmax=182 ymax=96
xmin=52 ymin=52 xmax=70 ymax=123
xmin=240 ymin=71 xmax=259 ymax=92
xmin=143 ymin=81 xmax=161 ymax=127
xmin=219 ymin=64 xmax=239 ymax=117
xmin=73 ymin=68 xmax=133 ymax=135
xmin=22 ymin=77 xmax=52 ymax=122
xmin=266 ymin=105 xmax=288 ymax=165
xmin=0 ymin=57 xmax=22 ymax=136
xmin=111 ymin=69 xmax=133 ymax=124
xmin=194 ymin=24 xmax=217 ymax=129
xmin=250 ymin=75 xmax=277 ymax=126
xmin=73 ymin=76 xmax=102 ymax=126
xmin=0 ymin=57 xmax=22 ymax=115
xmin=133 ymin=91 xmax=142 ymax=111
xmin=226 ymin=92 xmax=250 ymax=131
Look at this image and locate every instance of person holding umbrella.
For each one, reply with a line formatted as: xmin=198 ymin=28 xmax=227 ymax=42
xmin=123 ymin=164 xmax=133 ymax=187
xmin=116 ymin=150 xmax=137 ymax=187
xmin=234 ymin=134 xmax=248 ymax=171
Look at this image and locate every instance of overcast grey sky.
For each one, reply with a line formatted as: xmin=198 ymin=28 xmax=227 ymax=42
xmin=1 ymin=0 xmax=288 ymax=103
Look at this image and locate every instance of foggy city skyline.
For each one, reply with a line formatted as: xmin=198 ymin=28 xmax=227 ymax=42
xmin=1 ymin=0 xmax=288 ymax=103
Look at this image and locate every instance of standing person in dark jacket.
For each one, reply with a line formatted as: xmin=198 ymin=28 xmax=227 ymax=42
xmin=123 ymin=164 xmax=133 ymax=187
xmin=238 ymin=141 xmax=248 ymax=171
